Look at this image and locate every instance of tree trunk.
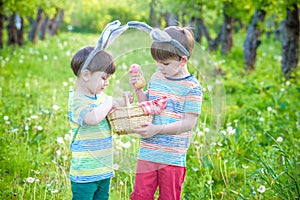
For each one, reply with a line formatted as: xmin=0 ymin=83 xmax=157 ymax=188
xmin=50 ymin=9 xmax=64 ymax=36
xmin=39 ymin=16 xmax=49 ymax=40
xmin=243 ymin=9 xmax=266 ymax=71
xmin=150 ymin=0 xmax=158 ymax=27
xmin=165 ymin=12 xmax=178 ymax=26
xmin=28 ymin=8 xmax=44 ymax=43
xmin=16 ymin=14 xmax=24 ymax=46
xmin=194 ymin=17 xmax=203 ymax=43
xmin=281 ymin=4 xmax=299 ymax=80
xmin=0 ymin=0 xmax=4 ymax=50
xmin=221 ymin=3 xmax=234 ymax=55
xmin=209 ymin=28 xmax=222 ymax=51
xmin=7 ymin=13 xmax=18 ymax=46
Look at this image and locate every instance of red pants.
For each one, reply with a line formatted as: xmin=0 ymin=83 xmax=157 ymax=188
xmin=130 ymin=160 xmax=186 ymax=200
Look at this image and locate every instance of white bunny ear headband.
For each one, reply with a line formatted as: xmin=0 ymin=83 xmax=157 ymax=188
xmin=81 ymin=20 xmax=190 ymax=72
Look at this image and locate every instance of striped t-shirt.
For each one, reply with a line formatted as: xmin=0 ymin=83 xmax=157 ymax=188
xmin=68 ymin=90 xmax=113 ymax=183
xmin=139 ymin=72 xmax=202 ymax=167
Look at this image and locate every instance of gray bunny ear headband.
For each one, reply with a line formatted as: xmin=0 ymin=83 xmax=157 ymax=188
xmin=80 ymin=20 xmax=128 ymax=72
xmin=81 ymin=20 xmax=190 ymax=72
xmin=128 ymin=21 xmax=190 ymax=57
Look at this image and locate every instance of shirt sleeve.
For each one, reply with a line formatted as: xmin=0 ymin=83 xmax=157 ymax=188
xmin=183 ymin=84 xmax=202 ymax=115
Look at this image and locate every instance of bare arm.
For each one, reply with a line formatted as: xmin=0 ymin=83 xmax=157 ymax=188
xmin=134 ymin=113 xmax=199 ymax=138
xmin=84 ymin=98 xmax=114 ymax=125
xmin=83 ymin=92 xmax=134 ymax=125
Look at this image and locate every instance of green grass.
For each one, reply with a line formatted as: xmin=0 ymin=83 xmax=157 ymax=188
xmin=0 ymin=31 xmax=299 ymax=200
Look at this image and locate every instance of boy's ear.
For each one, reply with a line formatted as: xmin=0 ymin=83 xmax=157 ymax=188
xmin=81 ymin=70 xmax=90 ymax=81
xmin=180 ymin=56 xmax=188 ymax=66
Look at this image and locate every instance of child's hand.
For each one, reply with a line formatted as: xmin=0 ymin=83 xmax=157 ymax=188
xmin=134 ymin=122 xmax=162 ymax=138
xmin=122 ymin=91 xmax=134 ymax=106
xmin=128 ymin=64 xmax=146 ymax=90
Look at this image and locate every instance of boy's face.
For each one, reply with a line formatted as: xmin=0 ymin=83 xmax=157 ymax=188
xmin=87 ymin=71 xmax=111 ymax=95
xmin=155 ymin=57 xmax=185 ymax=79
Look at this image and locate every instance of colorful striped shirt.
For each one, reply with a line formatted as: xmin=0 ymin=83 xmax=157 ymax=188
xmin=139 ymin=72 xmax=202 ymax=167
xmin=68 ymin=90 xmax=113 ymax=183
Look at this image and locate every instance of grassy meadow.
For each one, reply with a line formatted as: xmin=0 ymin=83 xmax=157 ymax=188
xmin=0 ymin=30 xmax=299 ymax=200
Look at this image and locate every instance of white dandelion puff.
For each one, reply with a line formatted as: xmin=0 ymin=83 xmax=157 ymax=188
xmin=276 ymin=137 xmax=283 ymax=142
xmin=26 ymin=177 xmax=35 ymax=183
xmin=257 ymin=185 xmax=266 ymax=193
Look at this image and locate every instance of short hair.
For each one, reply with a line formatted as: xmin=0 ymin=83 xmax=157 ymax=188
xmin=151 ymin=26 xmax=194 ymax=61
xmin=70 ymin=46 xmax=116 ymax=76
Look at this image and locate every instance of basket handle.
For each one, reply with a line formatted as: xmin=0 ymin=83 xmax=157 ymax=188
xmin=124 ymin=92 xmax=130 ymax=107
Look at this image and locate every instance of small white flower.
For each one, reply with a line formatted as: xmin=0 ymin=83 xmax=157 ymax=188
xmin=267 ymin=107 xmax=272 ymax=112
xmin=43 ymin=55 xmax=48 ymax=60
xmin=31 ymin=115 xmax=38 ymax=119
xmin=242 ymin=164 xmax=249 ymax=169
xmin=120 ymin=181 xmax=124 ymax=186
xmin=286 ymin=81 xmax=290 ymax=86
xmin=66 ymin=50 xmax=71 ymax=56
xmin=217 ymin=142 xmax=223 ymax=147
xmin=63 ymin=82 xmax=68 ymax=86
xmin=259 ymin=117 xmax=264 ymax=122
xmin=204 ymin=128 xmax=209 ymax=132
xmin=220 ymin=130 xmax=226 ymax=135
xmin=224 ymin=159 xmax=228 ymax=163
xmin=52 ymin=105 xmax=60 ymax=111
xmin=276 ymin=137 xmax=283 ymax=142
xmin=122 ymin=141 xmax=131 ymax=149
xmin=198 ymin=131 xmax=204 ymax=136
xmin=4 ymin=116 xmax=9 ymax=121
xmin=64 ymin=134 xmax=72 ymax=141
xmin=257 ymin=185 xmax=266 ymax=193
xmin=280 ymin=88 xmax=285 ymax=92
xmin=56 ymin=150 xmax=61 ymax=156
xmin=56 ymin=137 xmax=64 ymax=144
xmin=26 ymin=177 xmax=35 ymax=183
xmin=51 ymin=189 xmax=59 ymax=194
xmin=112 ymin=164 xmax=119 ymax=170
xmin=207 ymin=180 xmax=214 ymax=185
xmin=211 ymin=142 xmax=217 ymax=146
xmin=258 ymin=111 xmax=261 ymax=115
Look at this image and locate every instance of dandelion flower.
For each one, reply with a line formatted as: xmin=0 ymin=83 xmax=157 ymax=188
xmin=280 ymin=88 xmax=285 ymax=92
xmin=4 ymin=116 xmax=9 ymax=121
xmin=207 ymin=180 xmax=214 ymax=185
xmin=267 ymin=107 xmax=272 ymax=112
xmin=259 ymin=117 xmax=264 ymax=122
xmin=276 ymin=137 xmax=283 ymax=142
xmin=31 ymin=115 xmax=38 ymax=119
xmin=52 ymin=105 xmax=60 ymax=111
xmin=56 ymin=137 xmax=64 ymax=144
xmin=242 ymin=164 xmax=249 ymax=169
xmin=56 ymin=150 xmax=61 ymax=156
xmin=286 ymin=81 xmax=290 ymax=86
xmin=257 ymin=185 xmax=266 ymax=193
xmin=26 ymin=177 xmax=35 ymax=183
xmin=51 ymin=189 xmax=59 ymax=194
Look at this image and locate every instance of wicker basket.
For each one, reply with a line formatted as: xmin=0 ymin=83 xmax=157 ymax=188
xmin=107 ymin=105 xmax=153 ymax=135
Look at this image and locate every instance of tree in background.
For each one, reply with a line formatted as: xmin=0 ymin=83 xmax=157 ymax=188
xmin=281 ymin=3 xmax=299 ymax=80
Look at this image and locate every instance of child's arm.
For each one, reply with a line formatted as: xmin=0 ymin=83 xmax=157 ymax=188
xmin=113 ymin=92 xmax=134 ymax=107
xmin=83 ymin=97 xmax=114 ymax=125
xmin=134 ymin=113 xmax=199 ymax=138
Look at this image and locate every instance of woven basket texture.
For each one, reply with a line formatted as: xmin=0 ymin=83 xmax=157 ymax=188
xmin=107 ymin=105 xmax=153 ymax=135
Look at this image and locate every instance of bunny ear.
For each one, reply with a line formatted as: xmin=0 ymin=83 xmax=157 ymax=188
xmin=98 ymin=20 xmax=121 ymax=50
xmin=102 ymin=24 xmax=128 ymax=50
xmin=150 ymin=28 xmax=172 ymax=42
xmin=80 ymin=20 xmax=121 ymax=72
xmin=127 ymin=21 xmax=153 ymax=33
xmin=150 ymin=28 xmax=190 ymax=57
